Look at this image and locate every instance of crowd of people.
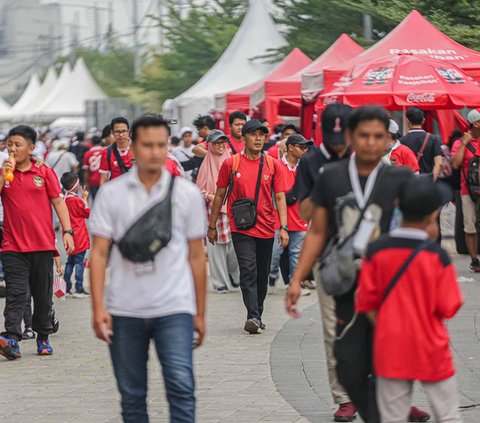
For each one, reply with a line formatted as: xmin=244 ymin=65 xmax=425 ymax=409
xmin=0 ymin=103 xmax=468 ymax=423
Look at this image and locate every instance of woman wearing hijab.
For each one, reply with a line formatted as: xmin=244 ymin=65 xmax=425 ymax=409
xmin=196 ymin=130 xmax=239 ymax=293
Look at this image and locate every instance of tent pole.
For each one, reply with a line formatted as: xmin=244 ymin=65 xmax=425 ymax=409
xmin=403 ymin=106 xmax=407 ymax=135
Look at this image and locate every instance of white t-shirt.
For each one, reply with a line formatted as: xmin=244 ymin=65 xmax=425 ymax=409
xmin=46 ymin=150 xmax=79 ymax=182
xmin=32 ymin=141 xmax=47 ymax=159
xmin=89 ymin=167 xmax=207 ymax=319
xmin=172 ymin=145 xmax=195 ymax=181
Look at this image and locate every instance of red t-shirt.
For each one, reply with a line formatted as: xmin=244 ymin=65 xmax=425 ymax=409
xmin=99 ymin=145 xmax=135 ymax=180
xmin=268 ymin=144 xmax=281 ymax=159
xmin=276 ymin=158 xmax=308 ymax=232
xmin=1 ymin=163 xmax=63 ymax=252
xmin=165 ymin=157 xmax=180 ymax=177
xmin=65 ymin=195 xmax=90 ymax=255
xmin=217 ymin=154 xmax=286 ymax=239
xmin=82 ymin=146 xmax=104 ymax=186
xmin=453 ymin=139 xmax=478 ymax=195
xmin=356 ymin=233 xmax=462 ymax=382
xmin=227 ymin=135 xmax=245 ymax=156
xmin=389 ymin=143 xmax=420 ymax=173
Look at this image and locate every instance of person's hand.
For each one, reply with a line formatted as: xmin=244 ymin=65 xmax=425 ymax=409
xmin=31 ymin=156 xmax=46 ymax=168
xmin=207 ymin=227 xmax=217 ymax=245
xmin=56 ymin=267 xmax=65 ymax=277
xmin=63 ymin=233 xmax=75 ymax=254
xmin=93 ymin=307 xmax=113 ymax=344
xmin=207 ymin=194 xmax=215 ymax=202
xmin=286 ymin=280 xmax=302 ymax=318
xmin=279 ymin=229 xmax=289 ymax=249
xmin=1 ymin=159 xmax=14 ymax=178
xmin=81 ymin=185 xmax=89 ymax=201
xmin=278 ymin=139 xmax=288 ymax=159
xmin=463 ymin=132 xmax=473 ymax=145
xmin=193 ymin=315 xmax=205 ymax=349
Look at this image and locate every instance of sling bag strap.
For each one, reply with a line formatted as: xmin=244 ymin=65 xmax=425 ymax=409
xmin=253 ymin=154 xmax=265 ymax=207
xmin=417 ymin=133 xmax=430 ymax=160
xmin=381 ymin=239 xmax=431 ymax=304
xmin=107 ymin=143 xmax=130 ymax=179
xmin=51 ymin=151 xmax=68 ymax=170
xmin=227 ymin=138 xmax=237 ymax=155
xmin=466 ymin=142 xmax=476 ymax=156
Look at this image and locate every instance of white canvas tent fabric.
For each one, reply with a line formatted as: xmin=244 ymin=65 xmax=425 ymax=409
xmin=20 ymin=67 xmax=58 ymax=116
xmin=34 ymin=62 xmax=71 ymax=115
xmin=35 ymin=58 xmax=106 ymax=118
xmin=10 ymin=73 xmax=41 ymax=113
xmin=50 ymin=116 xmax=86 ymax=129
xmin=163 ymin=0 xmax=286 ymax=132
xmin=0 ymin=96 xmax=10 ymax=115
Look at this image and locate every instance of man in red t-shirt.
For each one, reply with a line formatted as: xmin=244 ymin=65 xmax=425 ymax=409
xmin=208 ymin=119 xmax=289 ymax=334
xmin=268 ymin=124 xmax=299 ymax=160
xmin=386 ymin=120 xmax=420 ymax=173
xmin=0 ymin=125 xmax=75 ymax=360
xmin=452 ymin=109 xmax=480 ymax=272
xmin=99 ymin=117 xmax=134 ymax=185
xmin=268 ymin=134 xmax=312 ymax=294
xmin=82 ymin=135 xmax=104 ymax=201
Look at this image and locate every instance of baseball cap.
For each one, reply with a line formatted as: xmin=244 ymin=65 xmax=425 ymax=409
xmin=180 ymin=126 xmax=193 ymax=137
xmin=322 ymin=104 xmax=353 ymax=145
xmin=388 ymin=119 xmax=400 ymax=134
xmin=241 ymin=119 xmax=269 ymax=136
xmin=467 ymin=109 xmax=480 ymax=124
xmin=206 ymin=129 xmax=228 ymax=143
xmin=286 ymin=134 xmax=314 ymax=147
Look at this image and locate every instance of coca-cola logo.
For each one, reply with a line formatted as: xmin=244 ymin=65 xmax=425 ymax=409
xmin=435 ymin=67 xmax=465 ymax=84
xmin=406 ymin=93 xmax=436 ymax=103
xmin=363 ymin=67 xmax=394 ymax=85
xmin=323 ymin=96 xmax=338 ymax=106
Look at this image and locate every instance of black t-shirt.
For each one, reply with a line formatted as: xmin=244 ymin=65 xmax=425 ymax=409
xmin=400 ymin=130 xmax=442 ymax=175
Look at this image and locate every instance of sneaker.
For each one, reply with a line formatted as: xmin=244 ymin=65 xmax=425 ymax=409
xmin=260 ymin=321 xmax=266 ymax=330
xmin=286 ymin=284 xmax=311 ymax=296
xmin=215 ymin=286 xmax=229 ymax=294
xmin=303 ymin=279 xmax=317 ymax=289
xmin=22 ymin=328 xmax=36 ymax=340
xmin=244 ymin=318 xmax=262 ymax=335
xmin=268 ymin=276 xmax=277 ymax=295
xmin=0 ymin=336 xmax=21 ymax=360
xmin=408 ymin=406 xmax=430 ymax=422
xmin=66 ymin=290 xmax=73 ymax=297
xmin=73 ymin=289 xmax=90 ymax=298
xmin=51 ymin=307 xmax=59 ymax=334
xmin=37 ymin=338 xmax=53 ymax=355
xmin=334 ymin=402 xmax=356 ymax=422
xmin=229 ymin=274 xmax=240 ymax=289
xmin=470 ymin=259 xmax=480 ymax=273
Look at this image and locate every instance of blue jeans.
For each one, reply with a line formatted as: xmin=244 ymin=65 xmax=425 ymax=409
xmin=109 ymin=314 xmax=195 ymax=423
xmin=64 ymin=251 xmax=86 ymax=292
xmin=269 ymin=230 xmax=306 ymax=282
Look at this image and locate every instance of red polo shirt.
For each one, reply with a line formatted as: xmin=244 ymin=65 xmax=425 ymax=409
xmin=1 ymin=163 xmax=62 ymax=252
xmin=99 ymin=144 xmax=134 ymax=180
xmin=65 ymin=195 xmax=90 ymax=255
xmin=82 ymin=146 xmax=105 ymax=186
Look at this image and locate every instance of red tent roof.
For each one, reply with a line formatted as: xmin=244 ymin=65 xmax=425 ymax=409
xmin=215 ymin=48 xmax=312 ymax=113
xmin=314 ymin=10 xmax=480 ymax=99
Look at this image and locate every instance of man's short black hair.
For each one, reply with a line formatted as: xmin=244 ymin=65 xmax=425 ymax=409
xmin=273 ymin=123 xmax=285 ymax=135
xmin=111 ymin=117 xmax=130 ymax=130
xmin=75 ymin=132 xmax=85 ymax=142
xmin=406 ymin=107 xmax=425 ymax=125
xmin=131 ymin=114 xmax=170 ymax=143
xmin=171 ymin=136 xmax=180 ymax=146
xmin=193 ymin=115 xmax=216 ymax=130
xmin=258 ymin=118 xmax=268 ymax=124
xmin=282 ymin=123 xmax=299 ymax=135
xmin=92 ymin=135 xmax=102 ymax=145
xmin=347 ymin=106 xmax=389 ymax=133
xmin=399 ymin=178 xmax=446 ymax=222
xmin=229 ymin=111 xmax=247 ymax=125
xmin=8 ymin=125 xmax=37 ymax=145
xmin=102 ymin=124 xmax=112 ymax=139
xmin=60 ymin=172 xmax=79 ymax=191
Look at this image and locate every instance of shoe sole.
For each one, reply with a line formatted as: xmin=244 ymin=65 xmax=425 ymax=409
xmin=408 ymin=417 xmax=430 ymax=422
xmin=215 ymin=290 xmax=229 ymax=294
xmin=244 ymin=320 xmax=262 ymax=335
xmin=334 ymin=416 xmax=356 ymax=422
xmin=0 ymin=338 xmax=20 ymax=360
xmin=38 ymin=350 xmax=53 ymax=356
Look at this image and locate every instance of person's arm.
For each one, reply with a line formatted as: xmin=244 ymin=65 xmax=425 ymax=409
xmin=100 ymin=173 xmax=108 ymax=186
xmin=0 ymin=159 xmax=14 ymax=195
xmin=188 ymin=238 xmax=207 ymax=348
xmin=51 ymin=197 xmax=74 ymax=254
xmin=451 ymin=135 xmax=470 ymax=169
xmin=366 ymin=310 xmax=378 ymax=324
xmin=207 ymin=187 xmax=227 ymax=244
xmin=275 ymin=191 xmax=289 ymax=249
xmin=54 ymin=256 xmax=64 ymax=276
xmin=90 ymin=236 xmax=113 ymax=343
xmin=193 ymin=144 xmax=207 ymax=158
xmin=299 ymin=197 xmax=315 ymax=222
xmin=72 ymin=163 xmax=79 ymax=174
xmin=83 ymin=169 xmax=90 ymax=187
xmin=286 ymin=206 xmax=328 ymax=317
xmin=433 ymin=155 xmax=443 ymax=181
xmin=180 ymin=155 xmax=203 ymax=172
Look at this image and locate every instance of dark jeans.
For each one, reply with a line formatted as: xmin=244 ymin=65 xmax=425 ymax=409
xmin=24 ymin=284 xmax=32 ymax=329
xmin=232 ymin=233 xmax=274 ymax=321
xmin=1 ymin=251 xmax=53 ymax=341
xmin=110 ymin=314 xmax=195 ymax=423
xmin=334 ymin=298 xmax=379 ymax=423
xmin=89 ymin=185 xmax=100 ymax=202
xmin=64 ymin=250 xmax=86 ymax=292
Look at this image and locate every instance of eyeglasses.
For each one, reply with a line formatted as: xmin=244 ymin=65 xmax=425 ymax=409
xmin=113 ymin=129 xmax=129 ymax=135
xmin=294 ymin=145 xmax=308 ymax=151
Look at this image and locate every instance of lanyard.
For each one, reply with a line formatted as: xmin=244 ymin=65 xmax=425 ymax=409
xmin=348 ymin=152 xmax=383 ymax=210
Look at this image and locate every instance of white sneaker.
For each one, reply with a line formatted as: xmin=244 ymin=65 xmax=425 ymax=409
xmin=303 ymin=279 xmax=317 ymax=289
xmin=300 ymin=288 xmax=312 ymax=296
xmin=268 ymin=284 xmax=276 ymax=295
xmin=73 ymin=290 xmax=90 ymax=298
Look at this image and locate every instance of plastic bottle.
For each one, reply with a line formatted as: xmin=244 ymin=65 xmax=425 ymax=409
xmin=4 ymin=155 xmax=15 ymax=182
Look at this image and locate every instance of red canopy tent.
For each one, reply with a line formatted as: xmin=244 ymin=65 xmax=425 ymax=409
xmin=248 ymin=34 xmax=364 ymax=139
xmin=214 ymin=48 xmax=311 ymax=132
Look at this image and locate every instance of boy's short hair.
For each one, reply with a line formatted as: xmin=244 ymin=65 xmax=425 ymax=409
xmin=60 ymin=172 xmax=79 ymax=191
xmin=229 ymin=111 xmax=247 ymax=125
xmin=347 ymin=106 xmax=390 ymax=133
xmin=406 ymin=107 xmax=425 ymax=125
xmin=8 ymin=125 xmax=37 ymax=145
xmin=193 ymin=115 xmax=216 ymax=130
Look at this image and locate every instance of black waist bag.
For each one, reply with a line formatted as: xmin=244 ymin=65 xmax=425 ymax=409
xmin=231 ymin=155 xmax=264 ymax=230
xmin=117 ymin=176 xmax=175 ymax=263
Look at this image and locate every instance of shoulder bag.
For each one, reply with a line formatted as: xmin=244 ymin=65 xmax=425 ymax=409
xmin=107 ymin=143 xmax=131 ymax=178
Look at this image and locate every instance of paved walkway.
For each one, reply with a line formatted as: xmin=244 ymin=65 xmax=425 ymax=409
xmin=0 ymin=239 xmax=480 ymax=422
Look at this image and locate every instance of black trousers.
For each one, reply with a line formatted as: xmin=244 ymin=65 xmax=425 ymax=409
xmin=24 ymin=284 xmax=33 ymax=329
xmin=232 ymin=233 xmax=274 ymax=321
xmin=89 ymin=185 xmax=100 ymax=202
xmin=334 ymin=298 xmax=380 ymax=423
xmin=1 ymin=251 xmax=54 ymax=341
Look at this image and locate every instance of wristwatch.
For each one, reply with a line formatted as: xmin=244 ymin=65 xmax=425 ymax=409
xmin=64 ymin=229 xmax=74 ymax=236
xmin=280 ymin=225 xmax=289 ymax=232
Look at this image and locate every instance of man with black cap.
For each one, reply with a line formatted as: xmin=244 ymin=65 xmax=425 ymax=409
xmin=208 ymin=119 xmax=289 ymax=335
xmin=268 ymin=123 xmax=299 ymax=159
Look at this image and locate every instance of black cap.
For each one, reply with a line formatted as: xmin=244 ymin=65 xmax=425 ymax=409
xmin=322 ymin=104 xmax=353 ymax=145
xmin=281 ymin=123 xmax=299 ymax=135
xmin=286 ymin=134 xmax=314 ymax=147
xmin=241 ymin=119 xmax=269 ymax=136
xmin=206 ymin=129 xmax=228 ymax=143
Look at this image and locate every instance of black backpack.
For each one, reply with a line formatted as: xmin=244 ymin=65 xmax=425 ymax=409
xmin=462 ymin=143 xmax=479 ymax=203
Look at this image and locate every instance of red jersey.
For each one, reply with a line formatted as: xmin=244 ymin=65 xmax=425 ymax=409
xmin=217 ymin=154 xmax=286 ymax=239
xmin=389 ymin=142 xmax=420 ymax=173
xmin=227 ymin=135 xmax=245 ymax=156
xmin=276 ymin=157 xmax=308 ymax=232
xmin=82 ymin=146 xmax=104 ymax=186
xmin=99 ymin=144 xmax=134 ymax=180
xmin=65 ymin=195 xmax=90 ymax=255
xmin=356 ymin=229 xmax=462 ymax=382
xmin=1 ymin=163 xmax=62 ymax=252
xmin=454 ymin=139 xmax=478 ymax=195
xmin=268 ymin=144 xmax=281 ymax=160
xmin=165 ymin=157 xmax=180 ymax=177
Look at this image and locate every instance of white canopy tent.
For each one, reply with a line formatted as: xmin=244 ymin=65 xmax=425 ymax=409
xmin=33 ymin=62 xmax=71 ymax=116
xmin=10 ymin=73 xmax=41 ymax=114
xmin=20 ymin=67 xmax=58 ymax=116
xmin=50 ymin=116 xmax=86 ymax=130
xmin=0 ymin=96 xmax=10 ymax=116
xmin=163 ymin=0 xmax=287 ymax=133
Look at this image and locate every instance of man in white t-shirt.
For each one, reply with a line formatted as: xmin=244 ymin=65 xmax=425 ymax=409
xmin=172 ymin=126 xmax=195 ymax=180
xmin=45 ymin=140 xmax=79 ymax=184
xmin=89 ymin=114 xmax=207 ymax=422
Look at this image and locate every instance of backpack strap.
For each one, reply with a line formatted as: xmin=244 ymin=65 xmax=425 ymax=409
xmin=107 ymin=145 xmax=112 ymax=174
xmin=417 ymin=133 xmax=430 ymax=160
xmin=223 ymin=154 xmax=241 ymax=206
xmin=264 ymin=154 xmax=275 ymax=175
xmin=466 ymin=142 xmax=476 ymax=156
